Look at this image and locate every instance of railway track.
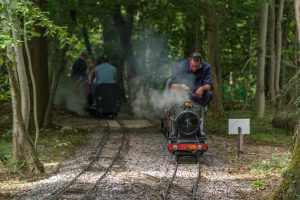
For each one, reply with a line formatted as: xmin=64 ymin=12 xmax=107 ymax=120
xmin=163 ymin=156 xmax=202 ymax=200
xmin=44 ymin=119 xmax=128 ymax=200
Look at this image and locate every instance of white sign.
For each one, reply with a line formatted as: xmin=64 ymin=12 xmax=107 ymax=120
xmin=228 ymin=119 xmax=250 ymax=134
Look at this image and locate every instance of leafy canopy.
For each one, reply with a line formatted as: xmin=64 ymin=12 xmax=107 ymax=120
xmin=0 ymin=0 xmax=75 ymax=50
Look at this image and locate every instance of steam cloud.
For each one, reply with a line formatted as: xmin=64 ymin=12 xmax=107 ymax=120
xmin=53 ymin=32 xmax=188 ymax=118
xmin=132 ymin=87 xmax=190 ymax=118
xmin=131 ymin=33 xmax=188 ymax=118
xmin=54 ymin=75 xmax=89 ymax=116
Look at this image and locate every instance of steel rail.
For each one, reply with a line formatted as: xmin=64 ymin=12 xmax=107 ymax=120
xmin=163 ymin=157 xmax=202 ymax=200
xmin=44 ymin=120 xmax=111 ymax=200
xmin=163 ymin=161 xmax=179 ymax=200
xmin=192 ymin=160 xmax=201 ymax=200
xmin=79 ymin=119 xmax=127 ymax=200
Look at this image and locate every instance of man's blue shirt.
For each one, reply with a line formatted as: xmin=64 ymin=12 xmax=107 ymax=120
xmin=94 ymin=62 xmax=117 ymax=85
xmin=170 ymin=59 xmax=213 ymax=93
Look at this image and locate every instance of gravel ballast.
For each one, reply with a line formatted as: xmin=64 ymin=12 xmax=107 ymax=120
xmin=11 ymin=120 xmax=288 ymax=200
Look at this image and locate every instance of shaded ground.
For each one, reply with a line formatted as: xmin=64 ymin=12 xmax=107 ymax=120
xmin=0 ymin=109 xmax=290 ymax=199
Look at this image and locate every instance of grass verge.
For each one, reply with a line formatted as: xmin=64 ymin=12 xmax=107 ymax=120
xmin=206 ymin=112 xmax=293 ymax=146
xmin=0 ymin=127 xmax=91 ymax=181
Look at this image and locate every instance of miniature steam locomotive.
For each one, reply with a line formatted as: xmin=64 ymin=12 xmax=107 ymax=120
xmin=163 ymin=101 xmax=208 ymax=162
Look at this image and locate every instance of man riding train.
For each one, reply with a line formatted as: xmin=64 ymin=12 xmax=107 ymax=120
xmin=168 ymin=52 xmax=213 ymax=107
xmin=166 ymin=52 xmax=213 ymax=136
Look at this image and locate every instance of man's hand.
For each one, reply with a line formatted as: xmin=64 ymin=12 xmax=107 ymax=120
xmin=194 ymin=87 xmax=204 ymax=98
xmin=180 ymin=84 xmax=191 ymax=92
xmin=194 ymin=84 xmax=212 ymax=98
xmin=171 ymin=83 xmax=191 ymax=92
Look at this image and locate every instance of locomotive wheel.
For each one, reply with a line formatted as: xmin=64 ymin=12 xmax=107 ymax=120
xmin=160 ymin=119 xmax=164 ymax=129
xmin=165 ymin=127 xmax=170 ymax=139
xmin=194 ymin=152 xmax=200 ymax=163
xmin=112 ymin=112 xmax=118 ymax=119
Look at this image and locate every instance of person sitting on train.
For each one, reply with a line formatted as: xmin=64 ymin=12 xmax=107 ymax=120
xmin=88 ymin=54 xmax=117 ymax=106
xmin=89 ymin=54 xmax=117 ymax=85
xmin=71 ymin=51 xmax=89 ymax=81
xmin=168 ymin=52 xmax=213 ymax=107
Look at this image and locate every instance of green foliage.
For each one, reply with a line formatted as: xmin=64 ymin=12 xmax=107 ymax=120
xmin=0 ymin=71 xmax=10 ymax=102
xmin=0 ymin=0 xmax=75 ymax=51
xmin=35 ymin=128 xmax=90 ymax=161
xmin=247 ymin=116 xmax=293 ymax=145
xmin=52 ymin=139 xmax=70 ymax=148
xmin=250 ymin=154 xmax=290 ymax=175
xmin=0 ymin=130 xmax=25 ymax=173
xmin=251 ymin=179 xmax=267 ymax=190
xmin=223 ymin=74 xmax=256 ymax=110
xmin=293 ymin=95 xmax=300 ymax=115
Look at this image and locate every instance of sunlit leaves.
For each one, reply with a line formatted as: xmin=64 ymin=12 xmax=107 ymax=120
xmin=0 ymin=0 xmax=74 ymax=50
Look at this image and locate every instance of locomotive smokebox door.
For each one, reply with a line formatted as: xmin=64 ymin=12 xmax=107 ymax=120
xmin=95 ymin=83 xmax=121 ymax=116
xmin=175 ymin=111 xmax=199 ymax=135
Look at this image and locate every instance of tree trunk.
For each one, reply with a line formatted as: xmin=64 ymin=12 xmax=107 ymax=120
xmin=82 ymin=24 xmax=93 ymax=58
xmin=255 ymin=3 xmax=268 ymax=117
xmin=206 ymin=6 xmax=224 ymax=117
xmin=43 ymin=2 xmax=75 ymax=127
xmin=272 ymin=3 xmax=300 ymax=197
xmin=1 ymin=0 xmax=44 ymax=172
xmin=101 ymin=15 xmax=125 ymax=89
xmin=113 ymin=3 xmax=137 ymax=96
xmin=274 ymin=0 xmax=285 ymax=94
xmin=272 ymin=123 xmax=300 ymax=199
xmin=24 ymin=23 xmax=40 ymax=152
xmin=31 ymin=0 xmax=49 ymax=128
xmin=12 ymin=25 xmax=31 ymax=130
xmin=30 ymin=36 xmax=49 ymax=126
xmin=43 ymin=46 xmax=69 ymax=127
xmin=7 ymin=59 xmax=44 ymax=173
xmin=183 ymin=9 xmax=198 ymax=57
xmin=296 ymin=0 xmax=300 ymax=43
xmin=215 ymin=28 xmax=222 ymax=99
xmin=268 ymin=3 xmax=276 ymax=103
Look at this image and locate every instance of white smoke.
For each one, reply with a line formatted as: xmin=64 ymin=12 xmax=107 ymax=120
xmin=131 ymin=32 xmax=187 ymax=118
xmin=132 ymin=87 xmax=190 ymax=118
xmin=54 ymin=75 xmax=89 ymax=116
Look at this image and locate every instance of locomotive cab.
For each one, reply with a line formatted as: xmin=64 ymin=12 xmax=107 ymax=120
xmin=165 ymin=101 xmax=208 ymax=162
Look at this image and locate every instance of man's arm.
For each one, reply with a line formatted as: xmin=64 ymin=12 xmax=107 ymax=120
xmin=194 ymin=84 xmax=212 ymax=98
xmin=170 ymin=83 xmax=191 ymax=92
xmin=194 ymin=63 xmax=213 ymax=97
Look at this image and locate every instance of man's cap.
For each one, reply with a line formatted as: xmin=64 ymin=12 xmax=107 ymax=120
xmin=190 ymin=52 xmax=202 ymax=59
xmin=96 ymin=53 xmax=110 ymax=65
xmin=101 ymin=54 xmax=109 ymax=60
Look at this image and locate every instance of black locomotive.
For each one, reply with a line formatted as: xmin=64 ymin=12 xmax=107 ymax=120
xmin=88 ymin=83 xmax=122 ymax=118
xmin=163 ymin=101 xmax=208 ymax=162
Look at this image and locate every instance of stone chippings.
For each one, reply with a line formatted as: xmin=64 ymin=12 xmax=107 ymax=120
xmin=123 ymin=131 xmax=257 ymax=200
xmin=13 ymin=131 xmax=105 ymax=200
xmin=14 ymin=126 xmax=276 ymax=200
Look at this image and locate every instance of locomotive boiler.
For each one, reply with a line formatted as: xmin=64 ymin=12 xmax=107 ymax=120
xmin=164 ymin=101 xmax=208 ymax=162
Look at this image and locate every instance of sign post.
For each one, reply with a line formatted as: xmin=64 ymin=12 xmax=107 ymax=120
xmin=228 ymin=119 xmax=250 ymax=157
xmin=237 ymin=127 xmax=243 ymax=157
